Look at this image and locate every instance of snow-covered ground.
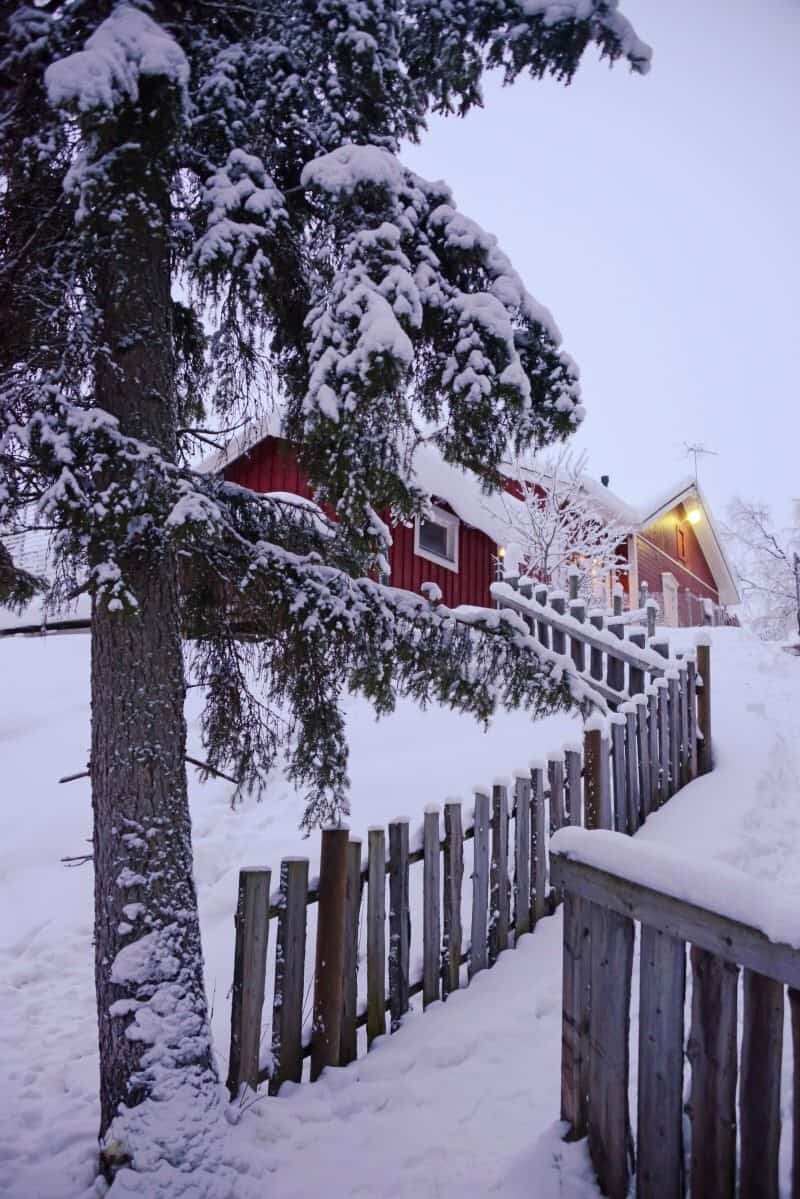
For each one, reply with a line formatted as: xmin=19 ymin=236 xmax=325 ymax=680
xmin=1 ymin=626 xmax=799 ymax=1197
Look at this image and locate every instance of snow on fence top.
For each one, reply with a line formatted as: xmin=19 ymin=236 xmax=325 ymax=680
xmin=551 ymin=826 xmax=800 ymax=951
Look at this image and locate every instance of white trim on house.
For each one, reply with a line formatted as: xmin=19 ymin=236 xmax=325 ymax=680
xmin=661 ymin=571 xmax=679 ymax=627
xmin=413 ymin=504 xmax=460 ymax=573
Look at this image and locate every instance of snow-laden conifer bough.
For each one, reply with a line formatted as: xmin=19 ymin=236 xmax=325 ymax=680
xmin=0 ymin=2 xmax=650 ymax=1192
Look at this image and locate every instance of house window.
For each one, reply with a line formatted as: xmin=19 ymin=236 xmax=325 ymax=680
xmin=414 ymin=505 xmax=459 ymax=572
xmin=676 ymin=525 xmax=687 ymax=562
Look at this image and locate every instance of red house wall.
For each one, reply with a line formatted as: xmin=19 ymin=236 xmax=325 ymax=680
xmin=636 ymin=503 xmax=719 ymax=602
xmin=224 ymin=436 xmax=496 ymax=608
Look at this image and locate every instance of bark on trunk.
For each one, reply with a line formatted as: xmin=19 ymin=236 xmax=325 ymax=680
xmin=88 ymin=74 xmax=220 ymax=1174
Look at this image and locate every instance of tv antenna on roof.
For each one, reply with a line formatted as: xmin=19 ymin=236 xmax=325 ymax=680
xmin=681 ymin=442 xmax=719 ymax=485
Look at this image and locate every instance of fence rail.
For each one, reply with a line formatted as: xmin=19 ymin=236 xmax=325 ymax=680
xmin=551 ymin=836 xmax=798 ymax=1199
xmin=226 ymin=631 xmax=713 ymax=1100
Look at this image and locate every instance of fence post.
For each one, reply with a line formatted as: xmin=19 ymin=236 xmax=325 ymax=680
xmin=367 ymin=828 xmax=386 ymax=1046
xmin=635 ymin=695 xmax=652 ymax=823
xmin=340 ymin=838 xmax=363 ymax=1066
xmin=311 ymin=829 xmax=349 ymax=1081
xmin=588 ymin=900 xmax=635 ymax=1199
xmin=610 ymin=716 xmax=627 ymax=834
xmin=696 ymin=641 xmax=712 ymax=775
xmin=269 ymin=858 xmax=308 ymax=1094
xmin=647 ymin=689 xmax=659 ymax=813
xmin=561 ymin=890 xmax=590 ymax=1139
xmin=668 ymin=671 xmax=680 ymax=795
xmin=656 ymin=678 xmax=670 ymax=806
xmin=589 ymin=611 xmax=604 ymax=682
xmin=442 ymin=802 xmax=463 ymax=997
xmin=628 ymin=628 xmax=646 ymax=697
xmin=513 ymin=775 xmax=531 ymax=938
xmin=531 ymin=766 xmax=548 ymax=922
xmin=623 ymin=704 xmax=641 ymax=833
xmin=227 ymin=867 xmax=271 ymax=1099
xmin=688 ymin=947 xmax=739 ymax=1199
xmin=489 ymin=784 xmax=510 ymax=964
xmin=583 ymin=729 xmax=601 ymax=830
xmin=687 ymin=658 xmax=699 ymax=780
xmin=388 ymin=818 xmax=411 ymax=1031
xmin=789 ymin=989 xmax=800 ymax=1199
xmin=535 ymin=585 xmax=550 ymax=648
xmin=740 ymin=969 xmax=783 ymax=1199
xmin=570 ymin=598 xmax=587 ymax=672
xmin=637 ymin=925 xmax=686 ymax=1199
xmin=470 ymin=792 xmax=491 ymax=977
xmin=551 ymin=592 xmax=566 ymax=655
xmin=423 ymin=808 xmax=442 ymax=1008
xmin=565 ymin=747 xmax=582 ymax=826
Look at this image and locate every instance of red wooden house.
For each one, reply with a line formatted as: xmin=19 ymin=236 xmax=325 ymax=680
xmin=201 ymin=417 xmax=740 ymax=627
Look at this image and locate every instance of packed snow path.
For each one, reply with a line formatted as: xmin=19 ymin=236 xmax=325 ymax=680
xmin=1 ymin=627 xmax=799 ymax=1196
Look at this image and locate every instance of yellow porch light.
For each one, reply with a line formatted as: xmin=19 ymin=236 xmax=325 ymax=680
xmin=685 ymin=507 xmax=702 ymax=526
xmin=497 ymin=545 xmax=507 ymax=559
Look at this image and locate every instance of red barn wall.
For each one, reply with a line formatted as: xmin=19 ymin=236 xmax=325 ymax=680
xmin=636 ymin=503 xmax=719 ymax=602
xmin=224 ymin=437 xmax=495 ymax=608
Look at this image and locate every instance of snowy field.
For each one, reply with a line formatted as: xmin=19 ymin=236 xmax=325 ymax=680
xmin=1 ymin=626 xmax=799 ymax=1196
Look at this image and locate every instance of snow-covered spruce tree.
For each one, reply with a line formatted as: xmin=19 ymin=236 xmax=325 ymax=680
xmin=0 ymin=2 xmax=649 ymax=1188
xmin=498 ymin=447 xmax=631 ymax=603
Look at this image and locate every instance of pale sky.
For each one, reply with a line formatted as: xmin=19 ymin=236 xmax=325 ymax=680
xmin=403 ymin=0 xmax=800 ymax=523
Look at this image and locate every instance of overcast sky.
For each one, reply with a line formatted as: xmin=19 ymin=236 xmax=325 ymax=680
xmin=403 ymin=0 xmax=800 ymax=522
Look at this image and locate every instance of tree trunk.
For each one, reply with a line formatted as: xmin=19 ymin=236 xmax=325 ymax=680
xmin=88 ymin=75 xmax=224 ymax=1185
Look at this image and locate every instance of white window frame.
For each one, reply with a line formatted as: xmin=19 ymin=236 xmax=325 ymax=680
xmin=414 ymin=504 xmax=460 ymax=573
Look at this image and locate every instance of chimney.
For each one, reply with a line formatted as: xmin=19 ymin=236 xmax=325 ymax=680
xmin=601 ymin=474 xmax=610 ymax=488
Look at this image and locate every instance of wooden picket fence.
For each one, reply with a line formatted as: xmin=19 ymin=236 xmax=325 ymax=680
xmin=225 ymin=607 xmax=713 ymax=1099
xmin=552 ymin=839 xmax=799 ymax=1199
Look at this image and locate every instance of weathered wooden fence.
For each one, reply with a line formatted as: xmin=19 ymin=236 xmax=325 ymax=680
xmin=551 ymin=834 xmax=799 ymax=1199
xmin=226 ymin=624 xmax=713 ymax=1099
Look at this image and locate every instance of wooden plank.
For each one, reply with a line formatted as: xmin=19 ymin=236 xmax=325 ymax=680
xmin=587 ymin=900 xmax=634 ymax=1199
xmin=610 ymin=718 xmax=627 ymax=834
xmin=668 ymin=673 xmax=680 ymax=796
xmin=311 ymin=829 xmax=349 ymax=1080
xmin=442 ymin=803 xmax=463 ymax=998
xmin=570 ymin=599 xmax=587 ymax=672
xmin=636 ymin=924 xmax=685 ymax=1199
xmin=422 ymin=809 xmax=442 ymax=1009
xmin=535 ymin=585 xmax=551 ymax=648
xmin=740 ymin=970 xmax=783 ymax=1199
xmin=647 ymin=691 xmax=660 ymax=813
xmin=489 ymin=785 xmax=510 ymax=964
xmin=561 ymin=891 xmax=590 ymax=1139
xmin=551 ymin=593 xmax=566 ymax=655
xmin=388 ymin=819 xmax=410 ymax=1032
xmin=469 ymin=792 xmax=491 ymax=977
xmin=624 ymin=706 xmax=640 ymax=833
xmin=513 ymin=776 xmax=532 ymax=938
xmin=687 ymin=659 xmax=699 ymax=780
xmin=697 ymin=642 xmax=712 ymax=775
xmin=269 ymin=858 xmax=308 ymax=1094
xmin=583 ymin=729 xmax=601 ymax=830
xmin=549 ymin=757 xmax=565 ymax=834
xmin=678 ymin=664 xmax=690 ymax=789
xmin=597 ymin=731 xmax=612 ymax=830
xmin=340 ymin=839 xmax=362 ymax=1066
xmin=589 ymin=612 xmax=605 ymax=682
xmin=688 ymin=947 xmax=738 ymax=1199
xmin=657 ymin=681 xmax=670 ymax=805
xmin=366 ymin=828 xmax=386 ymax=1046
xmin=790 ymin=988 xmax=800 ymax=1199
xmin=565 ymin=748 xmax=581 ymax=827
xmin=550 ymin=854 xmax=800 ymax=989
xmin=606 ymin=628 xmax=625 ymax=693
xmin=227 ymin=867 xmax=271 ymax=1099
xmin=636 ymin=698 xmax=652 ymax=823
xmin=628 ymin=629 xmax=646 ymax=696
xmin=531 ymin=767 xmax=548 ymax=922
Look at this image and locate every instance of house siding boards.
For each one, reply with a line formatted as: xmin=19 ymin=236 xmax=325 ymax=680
xmin=223 ymin=436 xmax=495 ymax=608
xmin=636 ymin=503 xmax=719 ymax=605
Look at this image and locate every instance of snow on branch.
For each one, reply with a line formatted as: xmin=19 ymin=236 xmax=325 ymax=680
xmin=45 ymin=6 xmax=189 ymax=112
xmin=493 ymin=446 xmax=632 ymax=604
